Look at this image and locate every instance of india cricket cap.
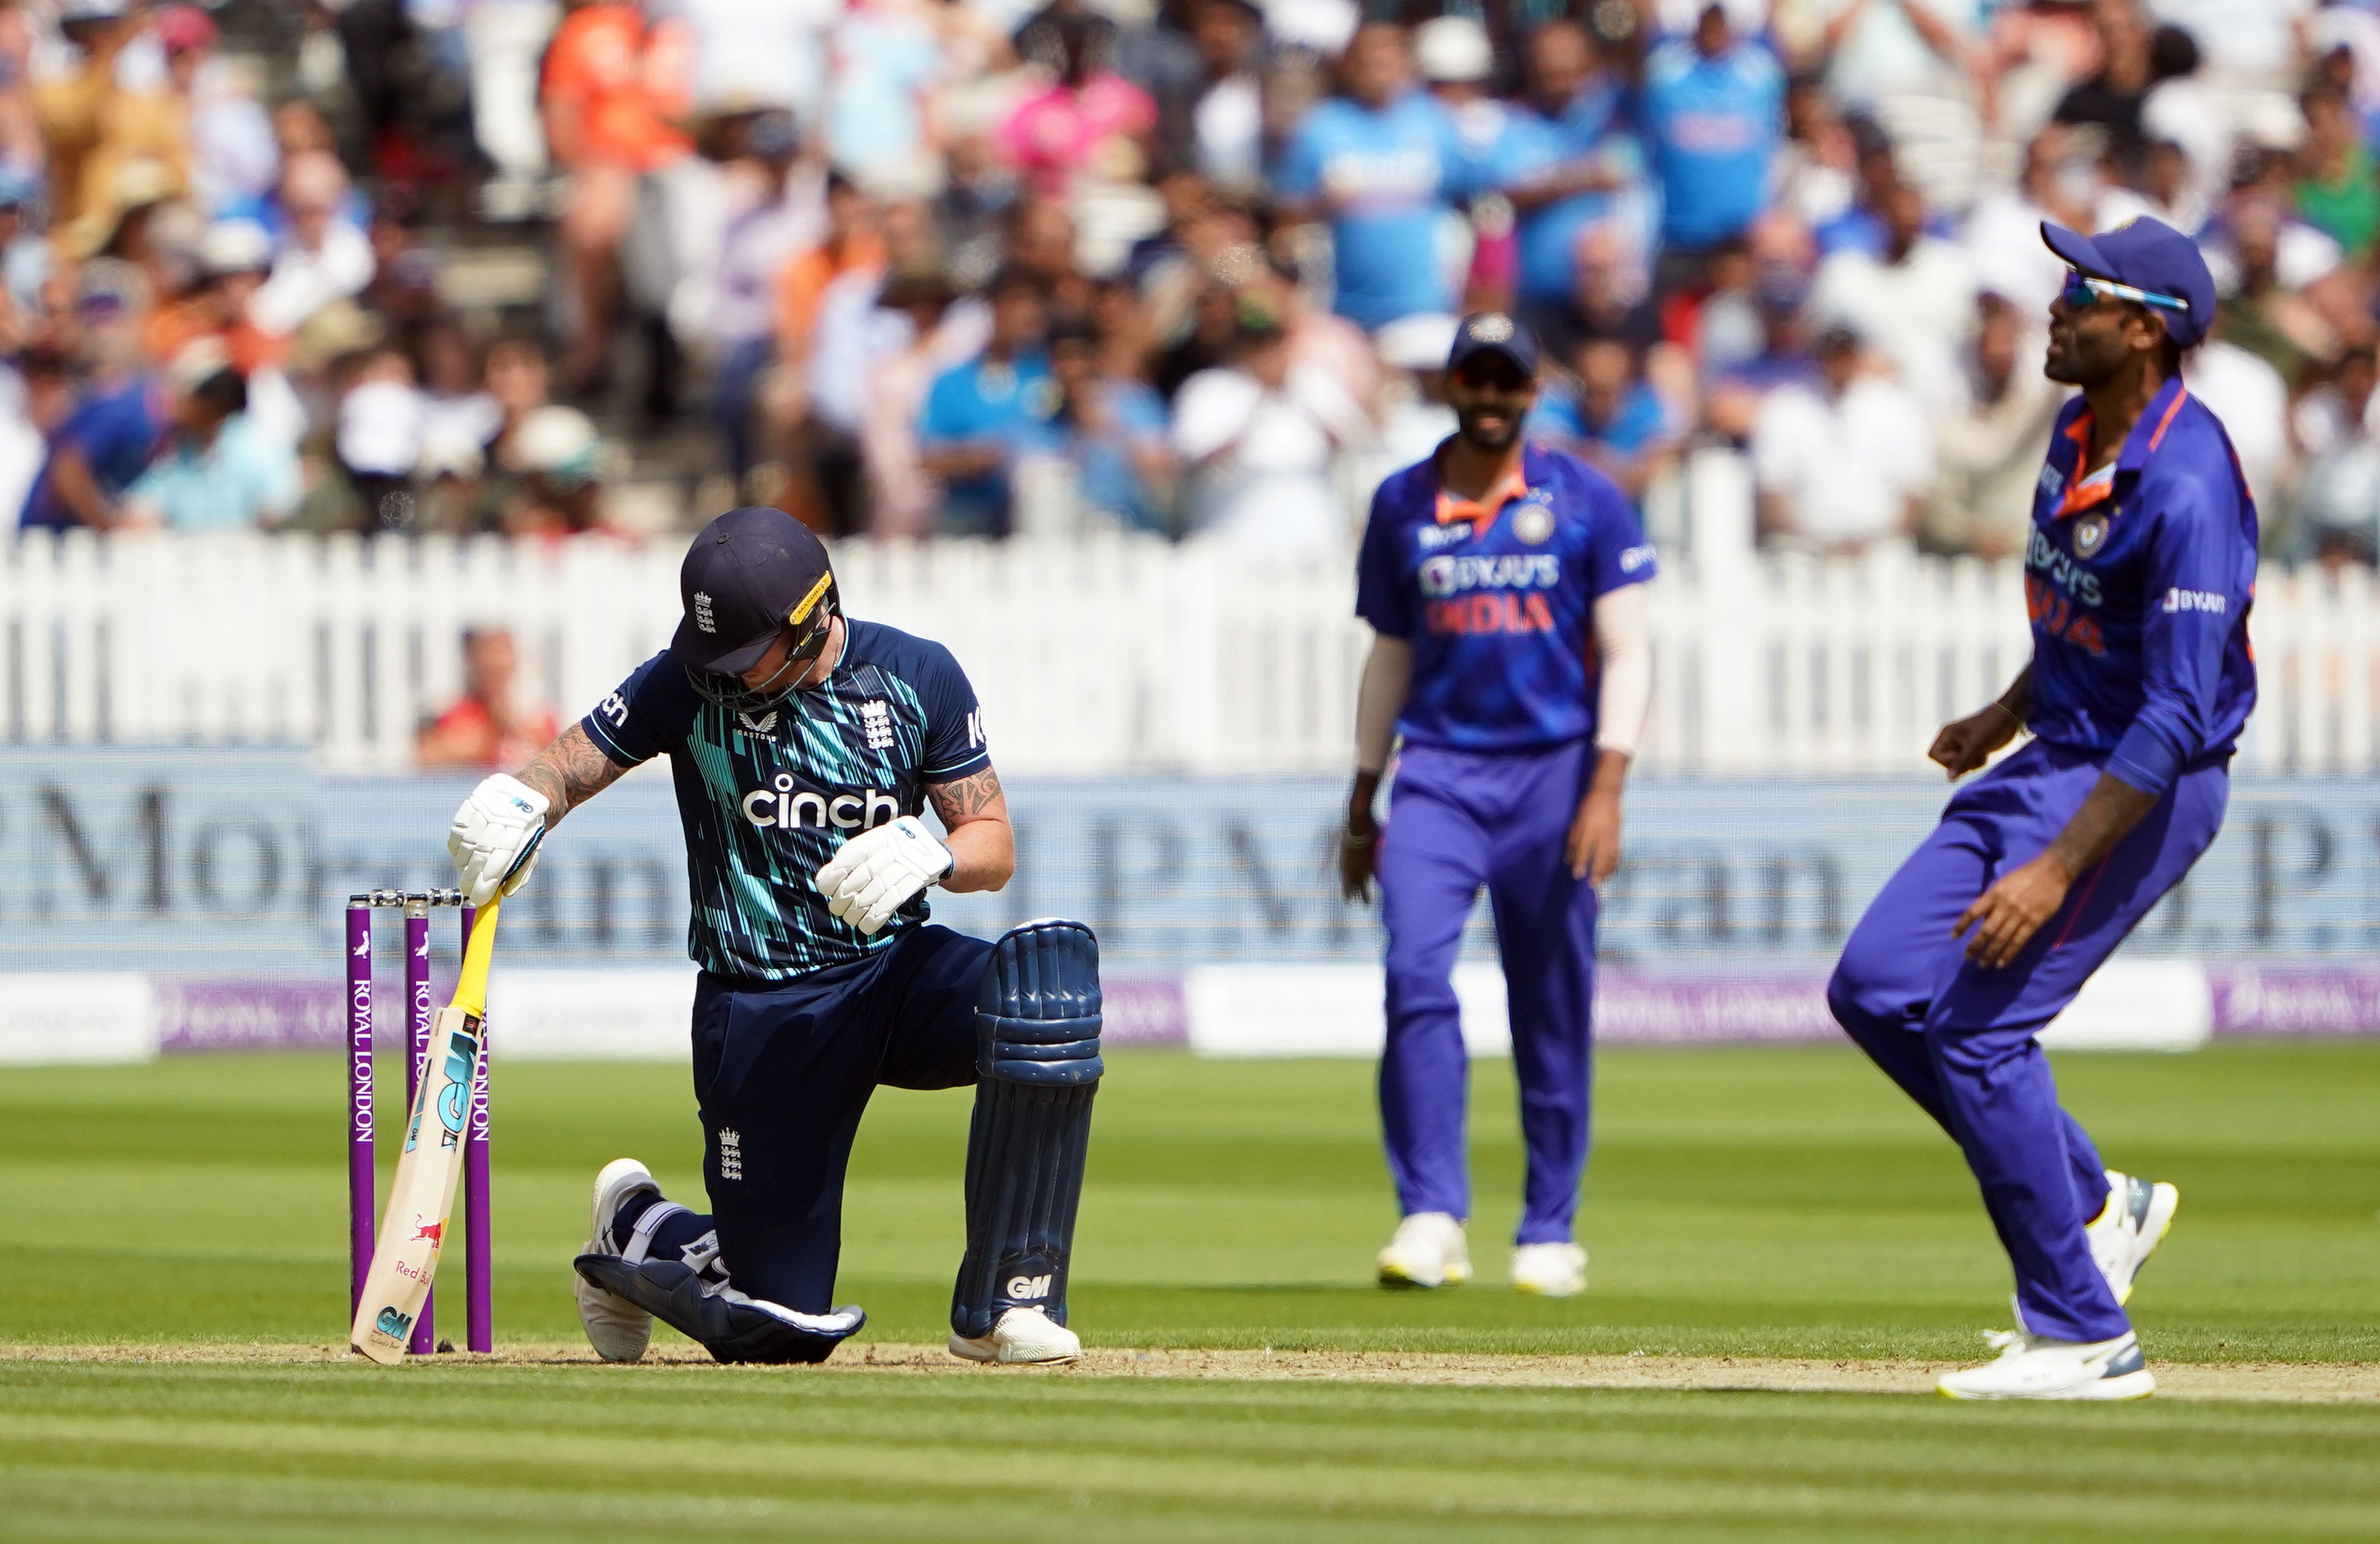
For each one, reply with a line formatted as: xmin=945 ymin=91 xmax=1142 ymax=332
xmin=2040 ymin=216 xmax=2215 ymax=347
xmin=1446 ymin=311 xmax=1540 ymax=377
xmin=672 ymin=507 xmax=836 ymax=675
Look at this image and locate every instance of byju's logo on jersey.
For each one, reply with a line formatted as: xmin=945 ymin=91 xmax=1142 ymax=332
xmin=742 ymin=773 xmax=901 ymax=831
xmin=1418 ymin=553 xmax=1560 ymax=596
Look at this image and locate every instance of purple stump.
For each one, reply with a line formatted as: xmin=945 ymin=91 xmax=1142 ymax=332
xmin=462 ymin=903 xmax=492 ymax=1353
xmin=405 ymin=896 xmax=436 ymax=1356
xmin=345 ymin=899 xmax=374 ymax=1323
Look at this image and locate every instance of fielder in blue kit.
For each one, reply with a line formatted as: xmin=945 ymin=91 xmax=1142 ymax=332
xmin=1828 ymin=219 xmax=2256 ymax=1400
xmin=1342 ymin=313 xmax=1655 ymax=1296
xmin=444 ymin=507 xmax=1101 ymax=1366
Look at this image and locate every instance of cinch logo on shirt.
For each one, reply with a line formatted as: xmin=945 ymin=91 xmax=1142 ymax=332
xmin=2163 ymin=587 xmax=2227 ymax=614
xmin=741 ymin=774 xmax=901 ymax=831
xmin=1417 ymin=553 xmax=1561 ymax=597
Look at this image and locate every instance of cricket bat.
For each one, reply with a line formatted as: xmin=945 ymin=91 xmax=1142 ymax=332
xmin=350 ymin=896 xmax=502 ymax=1365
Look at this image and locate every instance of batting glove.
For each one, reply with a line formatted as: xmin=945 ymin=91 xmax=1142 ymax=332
xmin=448 ymin=772 xmax=550 ymax=907
xmin=814 ymin=815 xmax=953 ymax=934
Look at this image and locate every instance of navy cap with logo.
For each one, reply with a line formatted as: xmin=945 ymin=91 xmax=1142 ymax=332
xmin=1445 ymin=310 xmax=1540 ymax=377
xmin=672 ymin=506 xmax=837 ymax=676
xmin=2040 ymin=217 xmax=2215 ymax=347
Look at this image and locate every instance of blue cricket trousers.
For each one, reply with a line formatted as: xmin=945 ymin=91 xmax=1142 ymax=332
xmin=1377 ymin=740 xmax=1599 ymax=1245
xmin=1828 ymin=738 xmax=2228 ymax=1342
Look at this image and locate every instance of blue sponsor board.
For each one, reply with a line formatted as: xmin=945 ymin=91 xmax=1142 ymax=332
xmin=2 ymin=748 xmax=2378 ymax=973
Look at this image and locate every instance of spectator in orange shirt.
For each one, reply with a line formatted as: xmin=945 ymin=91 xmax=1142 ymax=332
xmin=540 ymin=0 xmax=693 ymax=394
xmin=416 ymin=628 xmax=560 ymax=770
xmin=775 ymin=174 xmax=885 ymax=373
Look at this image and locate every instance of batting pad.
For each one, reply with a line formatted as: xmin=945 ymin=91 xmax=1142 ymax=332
xmin=952 ymin=921 xmax=1103 ymax=1340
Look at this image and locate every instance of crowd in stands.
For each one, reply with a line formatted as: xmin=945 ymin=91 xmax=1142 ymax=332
xmin=2 ymin=0 xmax=2379 ymax=570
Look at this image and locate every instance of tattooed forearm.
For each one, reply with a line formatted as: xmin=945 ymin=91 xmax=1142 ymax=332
xmin=515 ymin=723 xmax=628 ymax=825
xmin=927 ymin=765 xmax=1007 ymax=828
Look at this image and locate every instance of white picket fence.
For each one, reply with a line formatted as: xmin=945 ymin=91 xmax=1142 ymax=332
xmin=2 ymin=477 xmax=2374 ymax=776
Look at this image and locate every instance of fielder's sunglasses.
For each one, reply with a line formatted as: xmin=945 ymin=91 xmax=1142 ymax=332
xmin=2061 ymin=267 xmax=2191 ymax=314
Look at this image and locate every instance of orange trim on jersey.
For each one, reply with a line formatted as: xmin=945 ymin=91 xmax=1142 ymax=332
xmin=2146 ymin=387 xmax=2188 ymax=452
xmin=1435 ymin=467 xmax=1530 ymax=526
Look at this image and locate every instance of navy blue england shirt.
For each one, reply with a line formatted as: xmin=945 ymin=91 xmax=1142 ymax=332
xmin=581 ymin=620 xmax=991 ymax=979
xmin=2024 ymin=377 xmax=2258 ymax=796
xmin=1356 ymin=441 xmax=1656 ymax=752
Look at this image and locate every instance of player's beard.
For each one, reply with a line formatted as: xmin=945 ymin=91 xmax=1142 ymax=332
xmin=1455 ymin=402 xmax=1524 ymax=452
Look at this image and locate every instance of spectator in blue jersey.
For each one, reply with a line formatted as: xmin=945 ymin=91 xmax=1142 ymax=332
xmin=19 ymin=260 xmax=171 ymax=532
xmin=1640 ymin=2 xmax=1785 ymax=292
xmin=1530 ymin=338 xmax=1680 ymax=505
xmin=1496 ymin=21 xmax=1644 ymax=312
xmin=1274 ymin=22 xmax=1471 ymax=330
xmin=1043 ymin=316 xmax=1174 ymax=533
xmin=918 ymin=269 xmax=1063 ymax=537
xmin=119 ymin=340 xmax=302 ymax=531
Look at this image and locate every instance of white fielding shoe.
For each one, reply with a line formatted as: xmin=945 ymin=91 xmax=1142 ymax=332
xmin=1377 ymin=1212 xmax=1472 ymax=1290
xmin=1509 ymin=1242 xmax=1587 ymax=1297
xmin=1937 ymin=1329 xmax=2155 ymax=1401
xmin=2088 ymin=1170 xmax=2180 ymax=1307
xmin=576 ymin=1157 xmax=661 ymax=1363
xmin=949 ymin=1305 xmax=1082 ymax=1365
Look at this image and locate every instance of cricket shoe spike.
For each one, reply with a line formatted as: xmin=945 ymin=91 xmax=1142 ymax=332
xmin=572 ymin=1255 xmax=864 ymax=1365
xmin=1509 ymin=1242 xmax=1587 ymax=1297
xmin=575 ymin=1158 xmax=661 ymax=1363
xmin=2088 ymin=1170 xmax=2179 ymax=1307
xmin=949 ymin=1305 xmax=1082 ymax=1365
xmin=1377 ymin=1212 xmax=1470 ymax=1289
xmin=1936 ymin=1329 xmax=2155 ymax=1401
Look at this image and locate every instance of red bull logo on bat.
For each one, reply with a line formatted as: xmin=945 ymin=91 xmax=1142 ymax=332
xmin=411 ymin=1219 xmax=445 ymax=1245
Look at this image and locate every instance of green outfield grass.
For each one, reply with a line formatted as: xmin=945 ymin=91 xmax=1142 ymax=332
xmin=2 ymin=1044 xmax=2377 ymax=1542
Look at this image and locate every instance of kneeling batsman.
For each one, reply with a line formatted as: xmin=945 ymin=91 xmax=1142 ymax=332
xmin=447 ymin=506 xmax=1103 ymax=1365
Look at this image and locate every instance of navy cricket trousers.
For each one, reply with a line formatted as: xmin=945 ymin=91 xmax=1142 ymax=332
xmin=1376 ymin=739 xmax=1600 ymax=1245
xmin=691 ymin=924 xmax=989 ymax=1312
xmin=1827 ymin=740 xmax=2227 ymax=1343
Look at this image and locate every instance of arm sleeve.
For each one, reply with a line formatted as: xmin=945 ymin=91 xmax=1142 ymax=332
xmin=1354 ymin=636 xmax=1412 ymax=774
xmin=1592 ymin=583 xmax=1652 ymax=756
xmin=916 ymin=642 xmax=993 ymax=781
xmin=578 ymin=650 xmax=688 ymax=768
xmin=2105 ymin=474 xmax=2247 ymax=796
xmin=1353 ymin=486 xmax=1413 ymax=638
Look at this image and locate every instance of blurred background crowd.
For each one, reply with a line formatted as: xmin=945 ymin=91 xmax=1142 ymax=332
xmin=4 ymin=0 xmax=2380 ymax=572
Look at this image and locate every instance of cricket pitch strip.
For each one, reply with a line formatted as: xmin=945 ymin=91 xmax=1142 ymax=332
xmin=9 ymin=1342 xmax=2375 ymax=1402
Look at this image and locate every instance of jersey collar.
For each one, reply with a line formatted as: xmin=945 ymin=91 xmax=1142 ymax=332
xmin=2055 ymin=376 xmax=2188 ymax=518
xmin=1431 ymin=442 xmax=1539 ymax=527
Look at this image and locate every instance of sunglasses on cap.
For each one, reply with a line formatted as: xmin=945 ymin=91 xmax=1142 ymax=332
xmin=2060 ymin=267 xmax=2189 ymax=315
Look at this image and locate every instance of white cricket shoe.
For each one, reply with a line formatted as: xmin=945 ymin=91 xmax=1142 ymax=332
xmin=1510 ymin=1242 xmax=1587 ymax=1297
xmin=576 ymin=1157 xmax=660 ymax=1363
xmin=2088 ymin=1170 xmax=2179 ymax=1307
xmin=1377 ymin=1212 xmax=1471 ymax=1290
xmin=949 ymin=1305 xmax=1081 ymax=1365
xmin=1937 ymin=1329 xmax=2155 ymax=1401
